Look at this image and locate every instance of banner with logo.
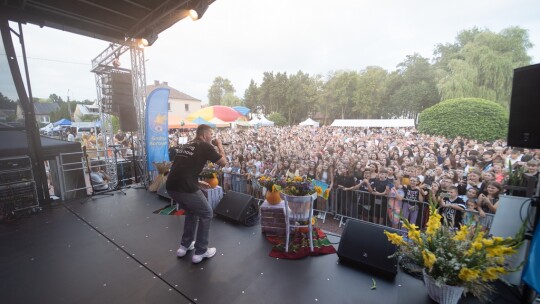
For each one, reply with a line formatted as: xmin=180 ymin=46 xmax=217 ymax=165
xmin=145 ymin=88 xmax=170 ymax=174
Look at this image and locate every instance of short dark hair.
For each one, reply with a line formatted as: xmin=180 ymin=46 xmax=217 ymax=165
xmin=196 ymin=124 xmax=213 ymax=137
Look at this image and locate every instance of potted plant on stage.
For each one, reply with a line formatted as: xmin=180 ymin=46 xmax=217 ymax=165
xmin=200 ymin=163 xmax=221 ymax=189
xmin=258 ymin=175 xmax=281 ymax=205
xmin=384 ymin=201 xmax=525 ymax=304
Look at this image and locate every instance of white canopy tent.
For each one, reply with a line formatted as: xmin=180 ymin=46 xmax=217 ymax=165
xmin=330 ymin=119 xmax=415 ymax=128
xmin=298 ymin=118 xmax=319 ymax=127
xmin=249 ymin=116 xmax=274 ymax=127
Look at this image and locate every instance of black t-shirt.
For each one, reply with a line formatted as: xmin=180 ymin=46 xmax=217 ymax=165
xmin=335 ymin=174 xmax=356 ymax=188
xmin=166 ymin=140 xmax=222 ymax=193
xmin=441 ymin=196 xmax=466 ymax=227
xmin=404 ymin=186 xmax=421 ymax=202
xmin=370 ymin=178 xmax=390 ymax=193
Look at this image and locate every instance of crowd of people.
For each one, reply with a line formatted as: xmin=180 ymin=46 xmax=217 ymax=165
xmin=169 ymin=125 xmax=538 ymax=230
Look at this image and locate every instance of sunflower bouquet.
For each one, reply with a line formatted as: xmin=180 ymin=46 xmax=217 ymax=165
xmin=278 ymin=176 xmax=315 ymax=196
xmin=258 ymin=175 xmax=280 ymax=192
xmin=384 ymin=200 xmax=525 ymax=301
xmin=199 ymin=162 xmax=221 ymax=179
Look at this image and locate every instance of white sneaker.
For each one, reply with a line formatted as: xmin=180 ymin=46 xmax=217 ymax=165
xmin=176 ymin=241 xmax=195 ymax=257
xmin=192 ymin=248 xmax=217 ymax=264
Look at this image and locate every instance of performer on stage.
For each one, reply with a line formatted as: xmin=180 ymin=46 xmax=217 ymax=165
xmin=166 ymin=124 xmax=227 ymax=263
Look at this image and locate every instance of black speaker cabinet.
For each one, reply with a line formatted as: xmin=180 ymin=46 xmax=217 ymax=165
xmin=337 ymin=220 xmax=397 ymax=277
xmin=508 ymin=63 xmax=540 ymax=149
xmin=116 ymin=161 xmax=133 ymax=186
xmin=119 ymin=105 xmax=138 ymax=132
xmin=214 ymin=192 xmax=259 ymax=226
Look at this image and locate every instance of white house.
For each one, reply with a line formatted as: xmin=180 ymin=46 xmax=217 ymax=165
xmin=17 ymin=102 xmax=59 ymax=125
xmin=146 ymin=80 xmax=201 ymax=122
xmin=73 ymin=102 xmax=100 ymax=122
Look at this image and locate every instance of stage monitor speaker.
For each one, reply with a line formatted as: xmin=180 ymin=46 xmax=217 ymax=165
xmin=116 ymin=161 xmax=133 ymax=186
xmin=507 ymin=63 xmax=540 ymax=149
xmin=337 ymin=220 xmax=397 ymax=277
xmin=214 ymin=192 xmax=259 ymax=226
xmin=119 ymin=105 xmax=138 ymax=132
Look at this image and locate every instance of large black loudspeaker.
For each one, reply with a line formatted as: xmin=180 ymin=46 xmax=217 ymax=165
xmin=337 ymin=220 xmax=397 ymax=277
xmin=507 ymin=63 xmax=540 ymax=149
xmin=214 ymin=192 xmax=259 ymax=226
xmin=119 ymin=105 xmax=138 ymax=132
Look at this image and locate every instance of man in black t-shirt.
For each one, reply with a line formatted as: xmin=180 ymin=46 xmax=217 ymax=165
xmin=166 ymin=124 xmax=227 ymax=264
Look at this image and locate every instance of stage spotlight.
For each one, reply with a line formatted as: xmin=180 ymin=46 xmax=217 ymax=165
xmin=137 ymin=38 xmax=149 ymax=48
xmin=189 ymin=0 xmax=209 ymax=21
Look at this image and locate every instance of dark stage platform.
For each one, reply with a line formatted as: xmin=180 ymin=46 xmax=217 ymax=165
xmin=0 ymin=188 xmax=521 ymax=304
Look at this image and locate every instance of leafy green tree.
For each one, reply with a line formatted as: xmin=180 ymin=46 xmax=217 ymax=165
xmin=385 ymin=54 xmax=440 ymax=119
xmin=0 ymin=92 xmax=16 ymax=110
xmin=267 ymin=112 xmax=287 ymax=126
xmin=355 ymin=66 xmax=388 ymax=119
xmin=48 ymin=93 xmax=64 ymax=103
xmin=208 ymin=76 xmax=235 ymax=105
xmin=283 ymin=71 xmax=318 ymax=124
xmin=243 ymin=80 xmax=259 ymax=111
xmin=418 ymin=98 xmax=508 ymax=141
xmin=434 ymin=27 xmax=532 ymax=107
xmin=221 ymin=93 xmax=243 ymax=106
xmin=50 ymin=101 xmax=77 ymax=122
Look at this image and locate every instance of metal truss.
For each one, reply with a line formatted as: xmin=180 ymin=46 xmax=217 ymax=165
xmin=91 ymin=43 xmax=148 ymax=188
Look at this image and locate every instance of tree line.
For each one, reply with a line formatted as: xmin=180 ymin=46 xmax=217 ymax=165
xmin=207 ymin=27 xmax=533 ymax=125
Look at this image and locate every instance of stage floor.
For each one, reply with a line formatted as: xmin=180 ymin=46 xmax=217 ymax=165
xmin=0 ymin=188 xmax=521 ymax=304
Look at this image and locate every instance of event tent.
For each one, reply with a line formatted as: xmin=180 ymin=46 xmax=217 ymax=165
xmin=298 ymin=118 xmax=319 ymax=127
xmin=249 ymin=116 xmax=274 ymax=127
xmin=330 ymin=119 xmax=415 ymax=128
xmin=53 ymin=118 xmax=72 ymax=126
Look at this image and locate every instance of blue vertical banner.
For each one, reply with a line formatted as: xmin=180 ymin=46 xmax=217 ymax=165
xmin=145 ymin=88 xmax=170 ymax=175
xmin=522 ymin=223 xmax=540 ymax=293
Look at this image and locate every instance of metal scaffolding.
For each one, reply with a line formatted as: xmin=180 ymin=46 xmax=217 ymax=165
xmin=90 ymin=43 xmax=148 ymax=188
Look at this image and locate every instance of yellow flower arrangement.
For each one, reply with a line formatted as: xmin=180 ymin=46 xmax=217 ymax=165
xmin=199 ymin=162 xmax=221 ymax=179
xmin=384 ymin=200 xmax=525 ymax=301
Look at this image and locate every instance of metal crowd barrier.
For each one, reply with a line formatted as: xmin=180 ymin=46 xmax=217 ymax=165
xmin=57 ymin=148 xmax=145 ymax=199
xmin=214 ymin=176 xmax=497 ymax=234
xmin=316 ymin=188 xmax=495 ymax=233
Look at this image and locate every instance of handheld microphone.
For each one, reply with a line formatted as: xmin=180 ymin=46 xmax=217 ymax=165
xmin=212 ymin=139 xmax=231 ymax=146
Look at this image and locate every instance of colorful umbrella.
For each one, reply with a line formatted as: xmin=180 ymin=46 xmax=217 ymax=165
xmin=168 ymin=113 xmax=197 ymax=129
xmin=232 ymin=106 xmax=251 ymax=116
xmin=208 ymin=117 xmax=230 ymax=128
xmin=186 ymin=105 xmax=243 ymax=122
xmin=191 ymin=116 xmax=216 ymax=128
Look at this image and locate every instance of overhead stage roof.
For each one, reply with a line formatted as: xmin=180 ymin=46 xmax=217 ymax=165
xmin=0 ymin=0 xmax=215 ymax=44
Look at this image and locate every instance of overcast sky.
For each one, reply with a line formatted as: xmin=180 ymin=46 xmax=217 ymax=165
xmin=11 ymin=0 xmax=540 ymax=104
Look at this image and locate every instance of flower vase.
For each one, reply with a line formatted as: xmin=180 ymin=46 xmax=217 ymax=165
xmin=265 ymin=190 xmax=281 ymax=205
xmin=423 ymin=269 xmax=464 ymax=304
xmin=205 ymin=177 xmax=219 ymax=188
xmin=280 ymin=193 xmax=317 ymax=222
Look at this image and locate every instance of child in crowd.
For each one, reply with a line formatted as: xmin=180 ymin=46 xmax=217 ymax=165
xmin=402 ymin=176 xmax=424 ymax=227
xmin=439 ymin=186 xmax=466 ymax=228
xmin=387 ymin=179 xmax=404 ymax=229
